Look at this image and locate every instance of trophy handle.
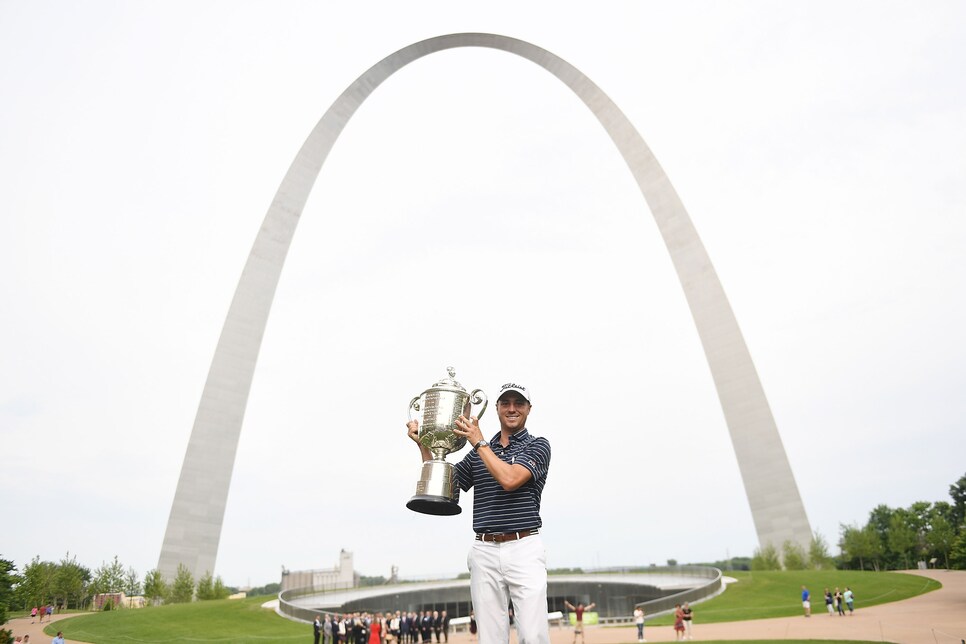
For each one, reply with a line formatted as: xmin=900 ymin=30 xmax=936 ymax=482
xmin=408 ymin=395 xmax=422 ymax=422
xmin=469 ymin=389 xmax=488 ymax=419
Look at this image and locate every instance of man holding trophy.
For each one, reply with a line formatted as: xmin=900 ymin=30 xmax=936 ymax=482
xmin=407 ymin=378 xmax=551 ymax=644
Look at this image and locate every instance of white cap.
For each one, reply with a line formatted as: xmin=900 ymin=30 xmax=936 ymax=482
xmin=497 ymin=382 xmax=531 ymax=403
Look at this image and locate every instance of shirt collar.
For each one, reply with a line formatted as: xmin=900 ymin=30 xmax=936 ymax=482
xmin=490 ymin=427 xmax=530 ymax=445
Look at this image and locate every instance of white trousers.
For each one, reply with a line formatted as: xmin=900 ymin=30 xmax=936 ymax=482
xmin=467 ymin=535 xmax=549 ymax=644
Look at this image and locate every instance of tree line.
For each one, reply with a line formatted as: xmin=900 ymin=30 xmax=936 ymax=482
xmin=0 ymin=553 xmax=234 ymax=613
xmin=750 ymin=472 xmax=966 ymax=571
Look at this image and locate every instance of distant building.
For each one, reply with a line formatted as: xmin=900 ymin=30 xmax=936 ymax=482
xmin=281 ymin=549 xmax=356 ymax=593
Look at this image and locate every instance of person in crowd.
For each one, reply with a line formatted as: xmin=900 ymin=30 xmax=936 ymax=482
xmin=563 ymin=600 xmax=596 ymax=644
xmin=440 ymin=610 xmax=450 ymax=643
xmin=844 ymin=587 xmax=855 ymax=615
xmin=673 ymin=604 xmax=685 ymax=641
xmin=633 ymin=605 xmax=646 ymax=642
xmin=681 ymin=602 xmax=693 ymax=640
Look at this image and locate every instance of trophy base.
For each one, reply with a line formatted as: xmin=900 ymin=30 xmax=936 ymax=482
xmin=407 ymin=459 xmax=461 ymax=516
xmin=407 ymin=494 xmax=462 ymax=516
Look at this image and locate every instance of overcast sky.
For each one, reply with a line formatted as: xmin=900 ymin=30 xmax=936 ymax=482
xmin=2 ymin=1 xmax=965 ymax=589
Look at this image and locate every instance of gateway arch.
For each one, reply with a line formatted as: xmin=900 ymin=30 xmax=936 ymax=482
xmin=159 ymin=33 xmax=811 ymax=581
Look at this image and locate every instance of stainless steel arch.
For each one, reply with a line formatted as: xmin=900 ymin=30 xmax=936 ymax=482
xmin=159 ymin=32 xmax=811 ymax=581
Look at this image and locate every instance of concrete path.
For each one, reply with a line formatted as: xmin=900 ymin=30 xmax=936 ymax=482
xmin=5 ymin=569 xmax=964 ymax=643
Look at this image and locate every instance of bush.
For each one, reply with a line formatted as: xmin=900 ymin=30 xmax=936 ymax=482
xmin=751 ymin=544 xmax=781 ymax=571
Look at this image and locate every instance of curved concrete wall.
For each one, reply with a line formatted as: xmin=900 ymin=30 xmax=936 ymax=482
xmin=159 ymin=33 xmax=811 ymax=582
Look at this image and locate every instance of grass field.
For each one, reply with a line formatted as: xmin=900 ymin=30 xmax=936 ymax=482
xmin=41 ymin=570 xmax=940 ymax=643
xmin=45 ymin=595 xmax=306 ymax=643
xmin=642 ymin=569 xmax=940 ymax=625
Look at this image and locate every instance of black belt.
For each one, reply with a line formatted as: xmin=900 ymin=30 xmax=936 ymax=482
xmin=475 ymin=528 xmax=539 ymax=543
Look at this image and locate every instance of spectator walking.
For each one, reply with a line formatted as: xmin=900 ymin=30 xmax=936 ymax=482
xmin=681 ymin=602 xmax=693 ymax=640
xmin=673 ymin=604 xmax=685 ymax=641
xmin=844 ymin=587 xmax=855 ymax=615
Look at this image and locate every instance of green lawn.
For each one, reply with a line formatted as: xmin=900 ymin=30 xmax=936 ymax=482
xmin=41 ymin=571 xmax=940 ymax=643
xmin=44 ymin=595 xmax=307 ymax=643
xmin=644 ymin=569 xmax=939 ymax=625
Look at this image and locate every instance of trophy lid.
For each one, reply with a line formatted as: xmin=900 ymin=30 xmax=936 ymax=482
xmin=424 ymin=366 xmax=470 ymax=395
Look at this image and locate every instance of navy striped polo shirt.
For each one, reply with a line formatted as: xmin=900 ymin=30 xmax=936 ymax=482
xmin=453 ymin=428 xmax=551 ymax=534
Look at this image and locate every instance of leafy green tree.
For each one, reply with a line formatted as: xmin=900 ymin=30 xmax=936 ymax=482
xmin=142 ymin=569 xmax=167 ymax=606
xmin=926 ymin=513 xmax=955 ymax=569
xmin=908 ymin=501 xmax=934 ymax=559
xmin=1 ymin=557 xmax=18 ymax=640
xmin=751 ymin=543 xmax=781 ymax=570
xmin=196 ymin=571 xmax=215 ymax=600
xmin=782 ymin=540 xmax=807 ymax=570
xmin=19 ymin=557 xmax=57 ymax=607
xmin=213 ymin=576 xmax=230 ymax=600
xmin=124 ymin=567 xmax=141 ymax=597
xmin=808 ymin=532 xmax=833 ymax=569
xmin=950 ymin=530 xmax=966 ymax=570
xmin=861 ymin=523 xmax=886 ymax=571
xmin=888 ymin=511 xmax=917 ymax=569
xmin=840 ymin=523 xmax=884 ymax=570
xmin=247 ymin=582 xmax=280 ymax=597
xmin=90 ymin=556 xmax=126 ymax=595
xmin=839 ymin=524 xmax=863 ymax=569
xmin=169 ymin=564 xmax=195 ymax=603
xmin=948 ymin=473 xmax=966 ymax=529
xmin=55 ymin=553 xmax=90 ymax=610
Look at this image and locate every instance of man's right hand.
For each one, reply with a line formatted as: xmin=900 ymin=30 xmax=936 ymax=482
xmin=407 ymin=419 xmax=420 ymax=444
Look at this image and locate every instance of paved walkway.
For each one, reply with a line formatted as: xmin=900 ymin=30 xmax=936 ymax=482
xmin=5 ymin=569 xmax=964 ymax=643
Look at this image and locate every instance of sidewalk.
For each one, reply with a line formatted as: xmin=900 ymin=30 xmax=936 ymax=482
xmin=5 ymin=569 xmax=964 ymax=643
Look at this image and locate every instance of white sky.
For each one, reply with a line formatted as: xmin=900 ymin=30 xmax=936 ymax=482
xmin=2 ymin=1 xmax=964 ymax=589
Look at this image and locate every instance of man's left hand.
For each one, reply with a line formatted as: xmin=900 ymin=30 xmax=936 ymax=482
xmin=453 ymin=415 xmax=483 ymax=447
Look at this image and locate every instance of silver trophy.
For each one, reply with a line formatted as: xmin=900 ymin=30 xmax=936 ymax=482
xmin=407 ymin=367 xmax=488 ymax=515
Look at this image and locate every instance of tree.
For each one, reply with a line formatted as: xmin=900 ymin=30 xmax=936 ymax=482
xmin=840 ymin=523 xmax=883 ymax=570
xmin=19 ymin=557 xmax=57 ymax=608
xmin=809 ymin=532 xmax=834 ymax=569
xmin=124 ymin=567 xmax=141 ymax=598
xmin=55 ymin=553 xmax=90 ymax=610
xmin=782 ymin=541 xmax=807 ymax=570
xmin=142 ymin=569 xmax=167 ymax=606
xmin=1 ymin=557 xmax=18 ymax=641
xmin=196 ymin=571 xmax=215 ymax=600
xmin=887 ymin=511 xmax=917 ymax=569
xmin=90 ymin=556 xmax=126 ymax=595
xmin=950 ymin=530 xmax=966 ymax=570
xmin=169 ymin=564 xmax=195 ymax=603
xmin=839 ymin=524 xmax=864 ymax=569
xmin=861 ymin=523 xmax=885 ymax=571
xmin=212 ymin=576 xmax=230 ymax=600
xmin=907 ymin=501 xmax=934 ymax=560
xmin=751 ymin=543 xmax=781 ymax=571
xmin=926 ymin=513 xmax=955 ymax=569
xmin=949 ymin=473 xmax=966 ymax=530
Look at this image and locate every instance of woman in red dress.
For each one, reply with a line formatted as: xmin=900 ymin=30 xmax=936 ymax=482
xmin=673 ymin=604 xmax=686 ymax=641
xmin=369 ymin=614 xmax=382 ymax=644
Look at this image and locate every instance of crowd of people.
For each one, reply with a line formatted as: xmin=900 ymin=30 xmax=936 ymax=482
xmin=28 ymin=604 xmax=54 ymax=623
xmin=802 ymin=585 xmax=857 ymax=617
xmin=313 ymin=610 xmax=465 ymax=644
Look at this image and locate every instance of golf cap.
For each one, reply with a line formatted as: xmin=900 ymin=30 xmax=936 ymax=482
xmin=497 ymin=382 xmax=531 ymax=403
